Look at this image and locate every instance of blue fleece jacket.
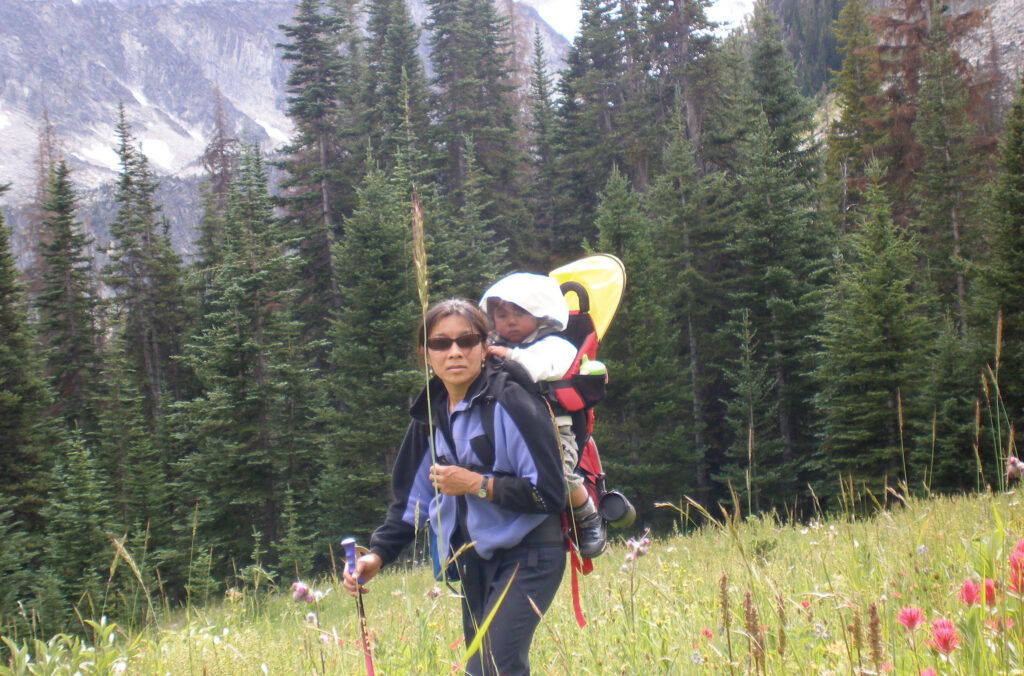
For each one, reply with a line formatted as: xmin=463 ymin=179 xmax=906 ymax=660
xmin=369 ymin=362 xmax=564 ymax=564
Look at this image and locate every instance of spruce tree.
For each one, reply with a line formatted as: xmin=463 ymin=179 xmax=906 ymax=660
xmin=813 ymin=166 xmax=935 ymax=502
xmin=277 ymin=0 xmax=360 ymax=364
xmin=0 ymin=184 xmax=53 ymax=534
xmin=42 ymin=430 xmax=114 ymax=628
xmin=425 ymin=0 xmax=530 ymax=263
xmin=525 ymin=29 xmax=561 ymax=260
xmin=35 ymin=160 xmax=100 ymax=435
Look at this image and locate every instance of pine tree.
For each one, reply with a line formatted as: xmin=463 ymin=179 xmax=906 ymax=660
xmin=748 ymin=0 xmax=820 ymax=184
xmin=0 ymin=183 xmax=53 ymax=534
xmin=0 ymin=495 xmax=33 ymax=626
xmin=195 ymin=88 xmax=239 ymax=271
xmin=318 ymin=162 xmax=422 ymax=540
xmin=102 ymin=106 xmax=187 ymax=421
xmin=524 ymin=29 xmax=561 ymax=259
xmin=813 ymin=166 xmax=935 ymax=501
xmin=553 ymin=0 xmax=628 ymax=248
xmin=42 ymin=430 xmax=114 ymax=628
xmin=35 ymin=160 xmax=100 ymax=434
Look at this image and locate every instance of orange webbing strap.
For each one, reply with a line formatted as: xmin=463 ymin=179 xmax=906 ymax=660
xmin=562 ymin=513 xmax=593 ymax=628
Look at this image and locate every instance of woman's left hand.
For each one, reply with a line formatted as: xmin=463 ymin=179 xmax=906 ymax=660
xmin=430 ymin=464 xmax=482 ymax=496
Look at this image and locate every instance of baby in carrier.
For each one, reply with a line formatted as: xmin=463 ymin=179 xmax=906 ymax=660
xmin=480 ymin=272 xmax=607 ymax=558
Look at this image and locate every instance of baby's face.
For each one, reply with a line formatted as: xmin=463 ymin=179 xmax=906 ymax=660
xmin=492 ymin=303 xmax=538 ymax=344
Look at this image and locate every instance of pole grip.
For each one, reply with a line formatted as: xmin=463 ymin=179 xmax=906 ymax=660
xmin=341 ymin=537 xmax=363 ymax=584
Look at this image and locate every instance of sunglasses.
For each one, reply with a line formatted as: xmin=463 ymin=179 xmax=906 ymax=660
xmin=425 ymin=333 xmax=484 ymax=351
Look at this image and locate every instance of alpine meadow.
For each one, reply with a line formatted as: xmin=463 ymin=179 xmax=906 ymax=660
xmin=3 ymin=0 xmax=1024 ymax=672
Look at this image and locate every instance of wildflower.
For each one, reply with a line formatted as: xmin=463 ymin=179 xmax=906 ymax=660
xmin=292 ymin=581 xmax=312 ymax=603
xmin=1007 ymin=456 xmax=1024 ymax=482
xmin=701 ymin=628 xmax=713 ymax=640
xmin=984 ymin=578 xmax=997 ymax=605
xmin=690 ymin=649 xmax=705 ymax=665
xmin=305 ymin=612 xmax=317 ymax=624
xmin=897 ymin=606 xmax=925 ymax=631
xmin=917 ymin=544 xmax=928 ymax=556
xmin=958 ymin=578 xmax=980 ymax=605
xmin=920 ymin=668 xmax=937 ymax=676
xmin=426 ymin=586 xmax=442 ymax=599
xmin=1009 ymin=540 xmax=1024 ymax=593
xmin=800 ymin=599 xmax=811 ymax=609
xmin=927 ymin=618 xmax=960 ymax=654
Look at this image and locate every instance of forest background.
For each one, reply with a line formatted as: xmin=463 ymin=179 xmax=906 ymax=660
xmin=2 ymin=0 xmax=1024 ymax=638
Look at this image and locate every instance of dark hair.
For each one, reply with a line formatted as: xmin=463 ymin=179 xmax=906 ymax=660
xmin=417 ymin=298 xmax=489 ymax=350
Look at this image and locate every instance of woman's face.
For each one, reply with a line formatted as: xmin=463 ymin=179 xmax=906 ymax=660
xmin=426 ymin=314 xmax=486 ymax=399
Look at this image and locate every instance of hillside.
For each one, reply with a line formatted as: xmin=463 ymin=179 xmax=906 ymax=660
xmin=3 ymin=490 xmax=1024 ymax=672
xmin=0 ymin=0 xmax=569 ymax=263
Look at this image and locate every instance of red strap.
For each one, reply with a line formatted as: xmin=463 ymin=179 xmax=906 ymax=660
xmin=562 ymin=513 xmax=593 ymax=628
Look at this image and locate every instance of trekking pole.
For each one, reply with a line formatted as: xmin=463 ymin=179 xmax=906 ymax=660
xmin=342 ymin=537 xmax=376 ymax=676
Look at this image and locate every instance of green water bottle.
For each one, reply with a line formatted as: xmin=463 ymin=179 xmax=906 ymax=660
xmin=579 ymin=355 xmax=607 ymax=378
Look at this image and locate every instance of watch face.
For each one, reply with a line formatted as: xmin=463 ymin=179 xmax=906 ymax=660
xmin=476 ymin=488 xmax=488 ymax=498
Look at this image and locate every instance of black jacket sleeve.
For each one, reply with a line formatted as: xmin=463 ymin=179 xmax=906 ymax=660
xmin=368 ymin=421 xmax=427 ymax=567
xmin=488 ymin=377 xmax=565 ymax=516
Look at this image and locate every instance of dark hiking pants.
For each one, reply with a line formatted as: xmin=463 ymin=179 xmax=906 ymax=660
xmin=457 ymin=515 xmax=566 ymax=676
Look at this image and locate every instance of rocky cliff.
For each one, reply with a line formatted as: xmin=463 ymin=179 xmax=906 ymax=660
xmin=0 ymin=0 xmax=569 ymax=206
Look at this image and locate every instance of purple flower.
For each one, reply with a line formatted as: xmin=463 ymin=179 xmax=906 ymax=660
xmin=291 ymin=581 xmax=312 ymax=603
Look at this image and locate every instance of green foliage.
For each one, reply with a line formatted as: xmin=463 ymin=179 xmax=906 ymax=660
xmin=813 ymin=167 xmax=936 ymax=500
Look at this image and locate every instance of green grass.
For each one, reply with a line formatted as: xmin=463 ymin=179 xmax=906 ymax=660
xmin=6 ymin=489 xmax=1024 ymax=674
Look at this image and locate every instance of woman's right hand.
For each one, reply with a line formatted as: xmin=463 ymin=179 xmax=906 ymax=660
xmin=343 ymin=552 xmax=382 ymax=596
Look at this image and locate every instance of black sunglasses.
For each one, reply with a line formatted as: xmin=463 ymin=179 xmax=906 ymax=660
xmin=426 ymin=333 xmax=484 ymax=351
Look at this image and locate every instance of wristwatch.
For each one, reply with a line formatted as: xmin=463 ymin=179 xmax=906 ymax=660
xmin=476 ymin=475 xmax=489 ymax=499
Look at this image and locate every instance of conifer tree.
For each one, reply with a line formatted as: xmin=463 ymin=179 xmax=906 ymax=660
xmin=363 ymin=0 xmax=431 ymax=170
xmin=911 ymin=15 xmax=982 ymax=335
xmin=195 ymin=89 xmax=239 ymax=271
xmin=318 ymin=162 xmax=421 ymax=539
xmin=36 ymin=160 xmax=100 ymax=434
xmin=0 ymin=496 xmax=33 ymax=626
xmin=594 ymin=167 xmax=690 ymax=518
xmin=553 ymin=0 xmax=627 ymax=248
xmin=813 ymin=166 xmax=935 ymax=501
xmin=175 ymin=146 xmax=320 ymax=576
xmin=103 ymin=106 xmax=187 ymax=421
xmin=525 ymin=29 xmax=561 ymax=259
xmin=721 ymin=114 xmax=830 ymax=505
xmin=277 ymin=0 xmax=361 ymax=363
xmin=824 ymin=0 xmax=885 ymax=234
xmin=748 ymin=0 xmax=820 ymax=184
xmin=42 ymin=430 xmax=114 ymax=628
xmin=648 ymin=115 xmax=734 ymax=502
xmin=425 ymin=0 xmax=530 ymax=262
xmin=0 ymin=184 xmax=53 ymax=533
xmin=978 ymin=77 xmax=1024 ymax=425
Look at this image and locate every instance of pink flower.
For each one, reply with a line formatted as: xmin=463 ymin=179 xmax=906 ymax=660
xmin=958 ymin=578 xmax=979 ymax=605
xmin=801 ymin=600 xmax=811 ymax=609
xmin=701 ymin=628 xmax=713 ymax=640
xmin=927 ymin=618 xmax=960 ymax=654
xmin=984 ymin=578 xmax=998 ymax=605
xmin=920 ymin=668 xmax=937 ymax=676
xmin=897 ymin=606 xmax=925 ymax=631
xmin=291 ymin=581 xmax=312 ymax=603
xmin=1007 ymin=456 xmax=1023 ymax=481
xmin=1009 ymin=540 xmax=1024 ymax=593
